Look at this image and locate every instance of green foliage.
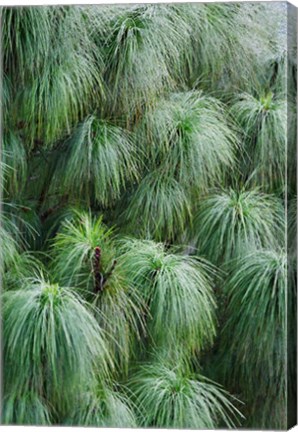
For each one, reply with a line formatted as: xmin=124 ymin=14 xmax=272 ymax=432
xmin=52 ymin=116 xmax=139 ymax=206
xmin=3 ymin=7 xmax=104 ymax=147
xmin=52 ymin=210 xmax=114 ymax=288
xmin=138 ymin=91 xmax=236 ymax=189
xmin=194 ymin=187 xmax=284 ymax=264
xmin=67 ymin=383 xmax=137 ymax=427
xmin=52 ymin=210 xmax=145 ymax=372
xmin=3 ymin=252 xmax=45 ymax=290
xmin=123 ymin=171 xmax=191 ymax=241
xmin=223 ymin=249 xmax=286 ymax=378
xmin=2 ymin=130 xmax=27 ymax=197
xmin=1 ymin=3 xmax=292 ymax=428
xmin=92 ymin=277 xmax=145 ymax=374
xmin=288 ymin=196 xmax=297 ymax=263
xmin=2 ymin=7 xmax=52 ymax=78
xmin=120 ymin=239 xmax=216 ymax=352
xmin=129 ymin=360 xmax=241 ymax=428
xmin=219 ymin=249 xmax=287 ymax=428
xmin=0 ymin=205 xmax=30 ymax=272
xmin=3 ymin=200 xmax=42 ymax=250
xmin=2 ymin=392 xmax=51 ymax=426
xmin=177 ymin=4 xmax=274 ymax=92
xmin=102 ymin=4 xmax=190 ymax=118
xmin=231 ymin=91 xmax=287 ymax=190
xmin=3 ymin=274 xmax=111 ymax=414
xmin=0 ymin=223 xmax=18 ymax=272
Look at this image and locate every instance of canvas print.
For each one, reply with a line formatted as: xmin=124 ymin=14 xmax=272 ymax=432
xmin=1 ymin=2 xmax=297 ymax=429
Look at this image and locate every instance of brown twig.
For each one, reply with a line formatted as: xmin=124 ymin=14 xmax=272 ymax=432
xmin=93 ymin=246 xmax=117 ymax=294
xmin=93 ymin=246 xmax=103 ymax=293
xmin=101 ymin=259 xmax=117 ymax=289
